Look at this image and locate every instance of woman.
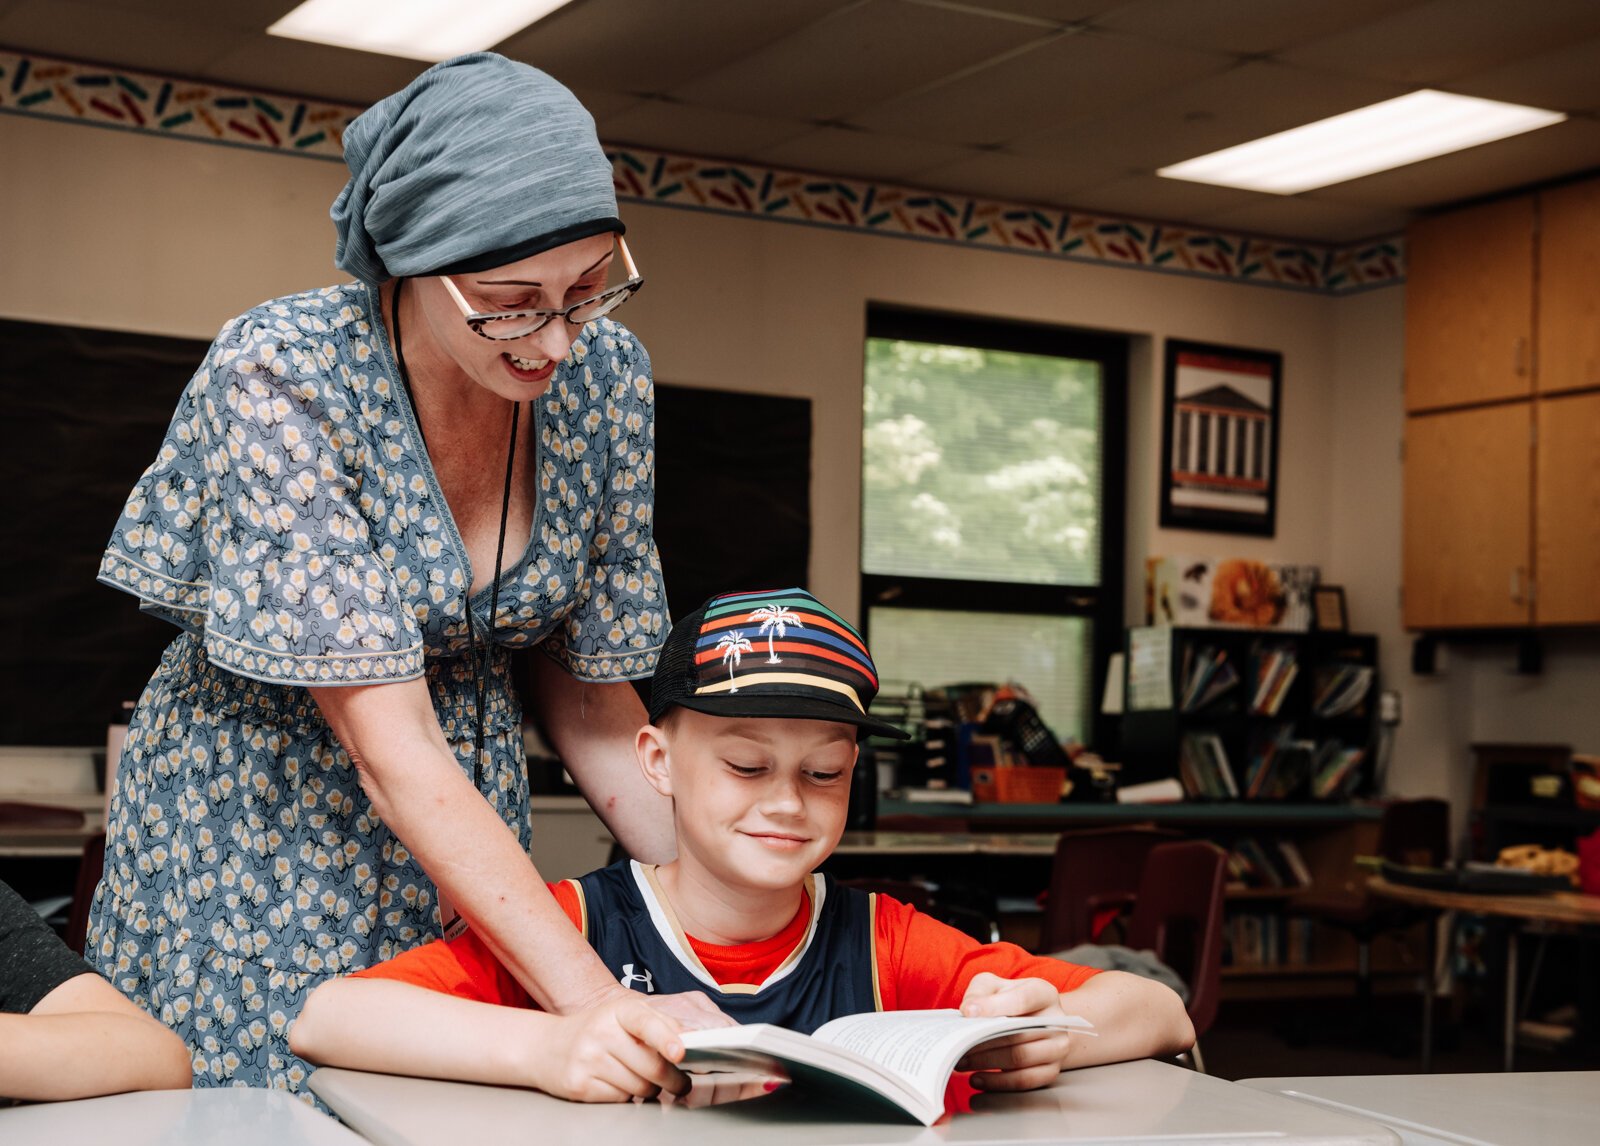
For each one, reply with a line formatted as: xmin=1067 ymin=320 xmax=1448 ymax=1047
xmin=90 ymin=53 xmax=706 ymax=1092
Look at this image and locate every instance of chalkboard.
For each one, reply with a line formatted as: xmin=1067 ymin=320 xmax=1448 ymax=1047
xmin=0 ymin=317 xmax=810 ymax=745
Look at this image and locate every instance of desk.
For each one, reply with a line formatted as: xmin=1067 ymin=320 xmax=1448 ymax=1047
xmin=1366 ymin=876 xmax=1600 ymax=1070
xmin=875 ymin=797 xmax=1385 ymax=828
xmin=1239 ymin=1071 xmax=1600 ymax=1146
xmin=0 ymin=1087 xmax=365 ymax=1145
xmin=834 ymin=832 xmax=1060 ymax=857
xmin=311 ymin=1058 xmax=1400 ymax=1145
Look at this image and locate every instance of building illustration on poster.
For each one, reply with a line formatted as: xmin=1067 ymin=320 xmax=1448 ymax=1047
xmin=1160 ymin=340 xmax=1282 ymax=536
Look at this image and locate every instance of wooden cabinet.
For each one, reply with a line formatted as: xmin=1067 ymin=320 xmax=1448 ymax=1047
xmin=1535 ymin=392 xmax=1600 ymax=624
xmin=1403 ymin=404 xmax=1533 ymax=629
xmin=1538 ymin=180 xmax=1600 ymax=395
xmin=1405 ymin=195 xmax=1535 ymax=412
xmin=1403 ymin=178 xmax=1600 ymax=629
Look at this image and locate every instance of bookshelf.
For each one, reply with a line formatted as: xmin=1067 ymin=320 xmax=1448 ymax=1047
xmin=1120 ymin=626 xmax=1379 ymax=800
xmin=856 ymin=797 xmax=1427 ymax=1000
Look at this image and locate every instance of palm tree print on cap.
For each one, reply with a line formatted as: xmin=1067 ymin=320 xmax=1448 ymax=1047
xmin=717 ymin=630 xmax=754 ymax=691
xmin=752 ymin=604 xmax=804 ymax=664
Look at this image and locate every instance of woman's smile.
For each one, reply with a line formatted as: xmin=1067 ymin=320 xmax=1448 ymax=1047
xmin=503 ymin=351 xmax=555 ymax=384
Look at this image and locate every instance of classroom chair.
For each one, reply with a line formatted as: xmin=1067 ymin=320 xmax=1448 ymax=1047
xmin=1291 ymin=797 xmax=1450 ymax=1062
xmin=64 ymin=831 xmax=106 ymax=956
xmin=1125 ymin=840 xmax=1228 ymax=1072
xmin=837 ymin=877 xmax=999 ymax=943
xmin=1038 ymin=825 xmax=1183 ymax=951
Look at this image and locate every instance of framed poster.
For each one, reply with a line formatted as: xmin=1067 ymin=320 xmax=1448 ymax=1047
xmin=1159 ymin=339 xmax=1282 ymax=536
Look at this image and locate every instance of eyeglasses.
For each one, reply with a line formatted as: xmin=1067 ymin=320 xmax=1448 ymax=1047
xmin=440 ymin=236 xmax=643 ymax=341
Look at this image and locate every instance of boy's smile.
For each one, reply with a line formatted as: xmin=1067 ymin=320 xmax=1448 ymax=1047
xmin=638 ymin=710 xmax=859 ymax=945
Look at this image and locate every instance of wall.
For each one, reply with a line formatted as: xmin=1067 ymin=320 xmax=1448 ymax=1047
xmin=6 ymin=109 xmax=1595 ymax=810
xmin=1325 ymin=287 xmax=1600 ymax=841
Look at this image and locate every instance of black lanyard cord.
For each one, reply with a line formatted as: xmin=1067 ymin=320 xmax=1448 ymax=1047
xmin=389 ymin=279 xmax=522 ymax=790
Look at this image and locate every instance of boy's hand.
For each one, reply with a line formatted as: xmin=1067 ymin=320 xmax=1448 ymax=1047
xmin=541 ymin=992 xmax=691 ymax=1103
xmin=955 ymin=972 xmax=1073 ymax=1091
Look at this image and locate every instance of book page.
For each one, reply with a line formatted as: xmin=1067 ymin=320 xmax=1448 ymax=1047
xmin=812 ymin=1010 xmax=1088 ymax=1109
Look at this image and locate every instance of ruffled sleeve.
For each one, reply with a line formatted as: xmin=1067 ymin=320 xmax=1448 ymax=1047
xmin=541 ymin=322 xmax=669 ymax=682
xmin=98 ymin=301 xmax=425 ymax=686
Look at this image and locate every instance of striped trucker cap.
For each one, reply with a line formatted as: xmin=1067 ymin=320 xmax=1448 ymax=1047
xmin=648 ymin=588 xmax=909 ymax=739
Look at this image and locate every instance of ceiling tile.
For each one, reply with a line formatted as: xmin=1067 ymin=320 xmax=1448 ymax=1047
xmin=0 ymin=0 xmax=250 ymax=77
xmin=498 ymin=0 xmax=854 ymax=95
xmin=199 ymin=36 xmax=427 ymax=105
xmin=913 ymin=148 xmax=1127 ymax=207
xmin=111 ymin=0 xmax=295 ymax=33
xmin=1279 ymin=0 xmax=1600 ymax=86
xmin=1005 ymin=61 xmax=1406 ymax=177
xmin=852 ymin=28 xmax=1232 ymax=146
xmin=1305 ymin=116 xmax=1600 ymax=210
xmin=748 ymin=126 xmax=977 ymax=183
xmin=668 ymin=0 xmax=1053 ymax=122
xmin=1194 ymin=197 xmax=1416 ymax=243
xmin=1064 ymin=173 xmax=1267 ymax=225
xmin=932 ymin=0 xmax=1123 ymax=22
xmin=569 ymin=84 xmax=646 ymax=123
xmin=1096 ymin=0 xmax=1428 ymax=56
xmin=1448 ymin=35 xmax=1600 ymax=114
xmin=599 ymin=99 xmax=811 ymax=159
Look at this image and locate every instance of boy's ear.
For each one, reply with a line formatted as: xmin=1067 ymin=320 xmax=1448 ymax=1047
xmin=635 ymin=724 xmax=674 ymax=798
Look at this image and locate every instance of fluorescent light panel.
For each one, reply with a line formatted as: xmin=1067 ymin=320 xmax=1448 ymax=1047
xmin=1158 ymin=90 xmax=1566 ymax=195
xmin=268 ymin=0 xmax=575 ymax=62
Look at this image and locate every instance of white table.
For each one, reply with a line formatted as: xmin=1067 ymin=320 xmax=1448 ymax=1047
xmin=0 ymin=1087 xmax=366 ymax=1145
xmin=312 ymin=1058 xmax=1400 ymax=1145
xmin=1239 ymin=1072 xmax=1600 ymax=1146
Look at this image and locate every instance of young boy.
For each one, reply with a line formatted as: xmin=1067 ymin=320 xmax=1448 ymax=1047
xmin=1 ymin=878 xmax=191 ymax=1101
xmin=292 ymin=589 xmax=1193 ymax=1104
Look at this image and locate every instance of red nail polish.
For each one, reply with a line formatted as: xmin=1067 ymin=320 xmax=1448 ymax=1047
xmin=763 ymin=1080 xmax=783 ymax=1093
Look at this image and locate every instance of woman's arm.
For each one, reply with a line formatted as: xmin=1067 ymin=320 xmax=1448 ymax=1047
xmin=528 ymin=656 xmax=676 ymax=864
xmin=0 ymin=973 xmax=191 ymax=1100
xmin=313 ymin=678 xmax=626 ymax=1013
xmin=292 ymin=977 xmax=687 ymax=1102
xmin=956 ymin=971 xmax=1194 ymax=1089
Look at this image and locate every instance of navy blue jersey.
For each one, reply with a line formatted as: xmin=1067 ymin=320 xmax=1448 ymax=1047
xmin=573 ymin=860 xmax=880 ymax=1034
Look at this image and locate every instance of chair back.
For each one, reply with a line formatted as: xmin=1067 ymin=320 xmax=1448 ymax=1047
xmin=1377 ymin=797 xmax=1450 ymax=866
xmin=65 ymin=831 xmax=106 ymax=956
xmin=1040 ymin=825 xmax=1182 ymax=951
xmin=1126 ymin=839 xmax=1227 ymax=1039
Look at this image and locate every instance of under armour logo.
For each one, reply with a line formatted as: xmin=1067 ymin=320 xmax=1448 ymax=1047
xmin=619 ymin=963 xmax=656 ymax=993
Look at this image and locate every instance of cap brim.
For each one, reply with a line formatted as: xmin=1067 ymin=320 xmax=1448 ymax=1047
xmin=670 ymin=692 xmax=911 ymax=740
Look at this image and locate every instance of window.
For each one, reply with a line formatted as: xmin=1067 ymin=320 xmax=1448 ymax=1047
xmin=861 ymin=306 xmax=1126 ymax=749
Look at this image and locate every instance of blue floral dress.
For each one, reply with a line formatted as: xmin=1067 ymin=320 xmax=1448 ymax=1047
xmin=89 ymin=282 xmax=667 ymax=1091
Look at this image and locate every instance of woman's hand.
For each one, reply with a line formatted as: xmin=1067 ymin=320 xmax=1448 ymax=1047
xmin=954 ymin=972 xmax=1076 ymax=1091
xmin=640 ymin=988 xmax=738 ymax=1031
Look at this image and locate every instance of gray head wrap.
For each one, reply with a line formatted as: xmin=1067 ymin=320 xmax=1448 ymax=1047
xmin=332 ymin=52 xmax=622 ymax=285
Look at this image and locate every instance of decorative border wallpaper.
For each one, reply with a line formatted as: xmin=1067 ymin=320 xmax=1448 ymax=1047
xmin=0 ymin=49 xmax=1402 ymax=294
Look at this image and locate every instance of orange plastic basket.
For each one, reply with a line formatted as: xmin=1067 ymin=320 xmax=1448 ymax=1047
xmin=973 ymin=766 xmax=1066 ymax=804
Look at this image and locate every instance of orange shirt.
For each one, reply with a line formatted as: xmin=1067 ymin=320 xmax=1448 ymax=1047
xmin=355 ymin=878 xmax=1099 ymax=1009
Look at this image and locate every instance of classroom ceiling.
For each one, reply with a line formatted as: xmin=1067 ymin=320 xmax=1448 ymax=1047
xmin=5 ymin=0 xmax=1600 ymax=243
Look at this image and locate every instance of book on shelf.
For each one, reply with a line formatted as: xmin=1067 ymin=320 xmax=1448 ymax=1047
xmin=1240 ymin=733 xmax=1316 ymax=801
xmin=1311 ymin=741 xmax=1367 ymax=800
xmin=1179 ymin=731 xmax=1238 ymax=799
xmin=1225 ymin=912 xmax=1315 ymax=969
xmin=1179 ymin=644 xmax=1240 ymax=713
xmin=1226 ymin=837 xmax=1312 ymax=890
xmin=680 ymin=1009 xmax=1093 ymax=1126
xmin=1312 ymin=664 xmax=1375 ymax=718
xmin=1249 ymin=647 xmax=1299 ymax=716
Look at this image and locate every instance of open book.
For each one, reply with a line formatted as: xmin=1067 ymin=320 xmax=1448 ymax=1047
xmin=679 ymin=1009 xmax=1093 ymax=1126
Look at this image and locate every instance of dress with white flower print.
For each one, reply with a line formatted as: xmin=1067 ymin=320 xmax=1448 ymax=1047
xmin=89 ymin=282 xmax=667 ymax=1092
